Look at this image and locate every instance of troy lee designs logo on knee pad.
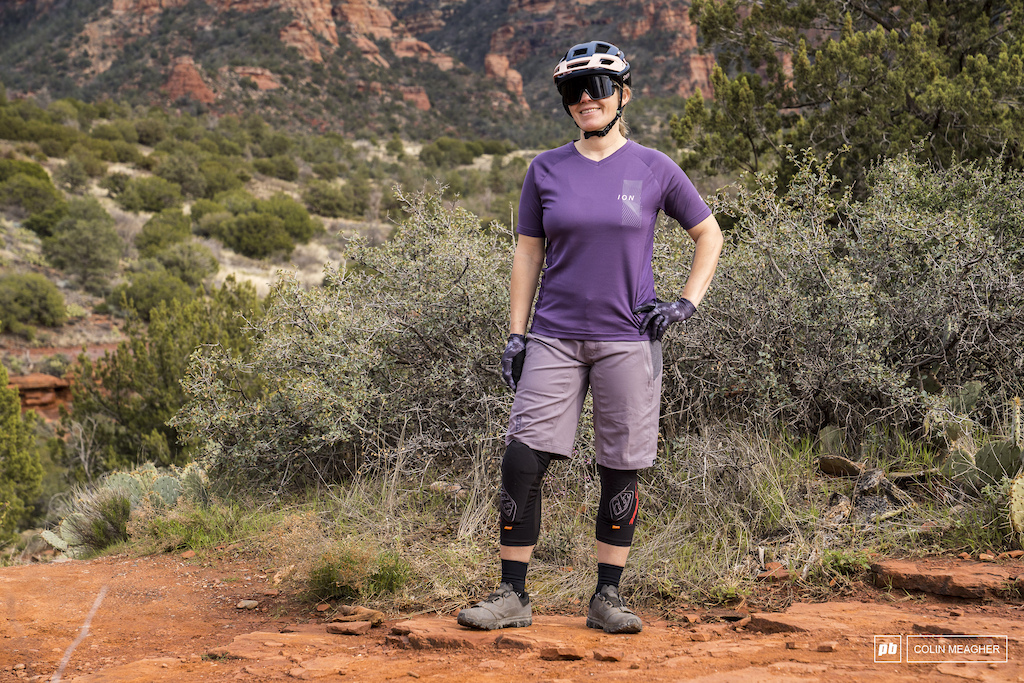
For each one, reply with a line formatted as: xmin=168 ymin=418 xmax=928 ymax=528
xmin=500 ymin=488 xmax=517 ymax=521
xmin=609 ymin=488 xmax=634 ymax=520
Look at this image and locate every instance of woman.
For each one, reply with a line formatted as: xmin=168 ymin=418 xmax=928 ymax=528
xmin=458 ymin=40 xmax=723 ymax=634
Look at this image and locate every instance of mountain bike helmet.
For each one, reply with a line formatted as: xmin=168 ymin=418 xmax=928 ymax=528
xmin=553 ymin=41 xmax=632 ymax=138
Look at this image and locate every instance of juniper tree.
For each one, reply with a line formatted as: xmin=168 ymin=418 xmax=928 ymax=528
xmin=0 ymin=364 xmax=43 ymax=541
xmin=676 ymin=0 xmax=1024 ymax=188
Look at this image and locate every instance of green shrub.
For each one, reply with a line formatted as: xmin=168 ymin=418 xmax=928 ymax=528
xmin=99 ymin=171 xmax=130 ymax=198
xmin=90 ymin=123 xmax=126 ymax=142
xmin=419 ymin=137 xmax=484 ymax=168
xmin=254 ymin=154 xmax=298 ymax=181
xmin=189 ymin=198 xmax=226 ymax=225
xmin=198 ymin=158 xmax=245 ymax=197
xmin=135 ymin=209 xmax=191 ymax=258
xmin=155 ymin=154 xmax=206 ymax=199
xmin=134 ymin=118 xmax=166 ymax=146
xmin=214 ymin=213 xmax=294 ymax=259
xmin=75 ymin=139 xmax=116 ymax=167
xmin=0 ymin=272 xmax=67 ymax=333
xmin=173 ymin=187 xmax=512 ymax=489
xmin=305 ymin=545 xmax=410 ymax=601
xmin=196 ymin=210 xmax=232 ymax=238
xmin=385 ymin=135 xmax=404 ymax=157
xmin=0 ymin=158 xmax=49 ymax=183
xmin=311 ymin=161 xmax=339 ymax=179
xmin=22 ymin=201 xmax=69 ymax=237
xmin=0 ymin=172 xmax=63 ymax=217
xmin=67 ymin=146 xmax=107 ymax=177
xmin=43 ymin=197 xmax=122 ymax=292
xmin=155 ymin=241 xmax=218 ymax=286
xmin=110 ymin=140 xmax=143 ymax=164
xmin=117 ymin=175 xmax=183 ymax=212
xmin=59 ymin=280 xmax=260 ymax=478
xmin=111 ymin=269 xmax=194 ymax=321
xmin=656 ymin=152 xmax=1024 ymax=439
xmin=301 ymin=179 xmax=350 ymax=217
xmin=53 ymin=157 xmax=89 ymax=192
xmin=257 ymin=193 xmax=321 ymax=243
xmin=213 ymin=188 xmax=257 ymax=215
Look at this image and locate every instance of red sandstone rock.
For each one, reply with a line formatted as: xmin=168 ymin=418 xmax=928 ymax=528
xmin=280 ymin=21 xmax=324 ymax=63
xmin=539 ymin=646 xmax=585 ymax=661
xmin=164 ymin=57 xmax=216 ymax=103
xmin=326 ymin=621 xmax=372 ymax=635
xmin=7 ymin=373 xmax=71 ymax=418
xmin=232 ymin=66 xmax=281 ymax=90
xmin=870 ymin=559 xmax=1017 ymax=599
xmin=484 ymin=53 xmax=528 ymax=110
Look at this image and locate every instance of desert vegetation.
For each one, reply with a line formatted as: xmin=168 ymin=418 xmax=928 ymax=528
xmin=2 ymin=0 xmax=1024 ymax=612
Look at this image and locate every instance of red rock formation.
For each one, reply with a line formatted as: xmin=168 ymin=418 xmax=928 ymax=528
xmin=398 ymin=85 xmax=430 ymax=111
xmin=509 ymin=0 xmax=556 ymax=13
xmin=211 ymin=0 xmax=338 ymax=46
xmin=232 ymin=66 xmax=282 ymax=90
xmin=334 ymin=0 xmax=396 ymax=39
xmin=111 ymin=0 xmax=188 ymax=16
xmin=622 ymin=3 xmax=713 ymax=97
xmin=484 ymin=53 xmax=529 ymax=110
xmin=393 ymin=37 xmax=454 ymax=70
xmin=352 ymin=35 xmax=390 ymax=68
xmin=164 ymin=56 xmax=217 ymax=104
xmin=7 ymin=373 xmax=71 ymax=421
xmin=400 ymin=8 xmax=445 ymax=35
xmin=280 ymin=20 xmax=324 ymax=62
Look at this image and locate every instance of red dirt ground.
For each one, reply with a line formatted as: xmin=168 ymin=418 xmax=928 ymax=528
xmin=2 ymin=553 xmax=1023 ymax=682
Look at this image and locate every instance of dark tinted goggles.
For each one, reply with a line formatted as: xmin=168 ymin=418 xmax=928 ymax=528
xmin=558 ymin=74 xmax=618 ymax=106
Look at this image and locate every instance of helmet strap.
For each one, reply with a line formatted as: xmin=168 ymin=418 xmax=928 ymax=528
xmin=580 ymin=90 xmax=624 ymax=139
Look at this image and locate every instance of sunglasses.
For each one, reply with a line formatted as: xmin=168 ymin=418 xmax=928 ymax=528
xmin=558 ymin=74 xmax=618 ymax=106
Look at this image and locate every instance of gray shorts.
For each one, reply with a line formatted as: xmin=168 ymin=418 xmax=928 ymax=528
xmin=506 ymin=334 xmax=663 ymax=469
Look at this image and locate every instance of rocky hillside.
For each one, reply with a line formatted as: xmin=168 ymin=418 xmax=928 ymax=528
xmin=0 ymin=0 xmax=714 ymax=145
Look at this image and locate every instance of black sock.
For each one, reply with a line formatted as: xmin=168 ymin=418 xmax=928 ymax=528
xmin=596 ymin=562 xmax=624 ymax=594
xmin=501 ymin=559 xmax=529 ymax=595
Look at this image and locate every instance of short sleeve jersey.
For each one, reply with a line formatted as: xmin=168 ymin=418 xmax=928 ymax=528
xmin=516 ymin=140 xmax=712 ymax=341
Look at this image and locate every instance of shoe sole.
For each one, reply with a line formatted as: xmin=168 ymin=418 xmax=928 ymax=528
xmin=586 ymin=616 xmax=642 ymax=634
xmin=457 ymin=614 xmax=532 ymax=630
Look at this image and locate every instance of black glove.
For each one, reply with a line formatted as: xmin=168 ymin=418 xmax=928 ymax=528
xmin=633 ymin=298 xmax=696 ymax=341
xmin=500 ymin=334 xmax=527 ymax=392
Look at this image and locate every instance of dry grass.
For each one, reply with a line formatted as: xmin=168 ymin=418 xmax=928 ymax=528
xmin=100 ymin=427 xmax=1015 ymax=615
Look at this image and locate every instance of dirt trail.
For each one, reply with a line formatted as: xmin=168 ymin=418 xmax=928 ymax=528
xmin=2 ymin=554 xmax=1023 ymax=682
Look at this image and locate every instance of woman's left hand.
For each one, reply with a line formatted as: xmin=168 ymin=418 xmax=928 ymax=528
xmin=633 ymin=298 xmax=696 ymax=341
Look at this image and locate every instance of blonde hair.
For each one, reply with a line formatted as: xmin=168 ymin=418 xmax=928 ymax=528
xmin=618 ymin=85 xmax=632 ymax=137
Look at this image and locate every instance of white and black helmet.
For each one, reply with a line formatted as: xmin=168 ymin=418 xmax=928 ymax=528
xmin=553 ymin=41 xmax=632 ymax=91
xmin=553 ymin=41 xmax=632 ymax=138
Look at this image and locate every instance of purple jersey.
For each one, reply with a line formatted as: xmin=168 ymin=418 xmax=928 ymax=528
xmin=517 ymin=140 xmax=711 ymax=341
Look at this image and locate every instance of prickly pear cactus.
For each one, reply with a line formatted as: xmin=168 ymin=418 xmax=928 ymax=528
xmin=179 ymin=464 xmax=211 ymax=507
xmin=104 ymin=472 xmax=144 ymax=507
xmin=40 ymin=529 xmax=68 ymax=552
xmin=1011 ymin=474 xmax=1024 ymax=535
xmin=152 ymin=475 xmax=183 ymax=507
xmin=974 ymin=440 xmax=1024 ymax=488
xmin=941 ymin=448 xmax=978 ymax=481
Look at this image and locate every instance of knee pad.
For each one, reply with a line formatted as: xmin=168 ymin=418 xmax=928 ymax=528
xmin=595 ymin=465 xmax=639 ymax=547
xmin=499 ymin=440 xmax=552 ymax=547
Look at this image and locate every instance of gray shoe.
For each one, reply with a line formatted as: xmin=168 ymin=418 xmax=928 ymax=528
xmin=586 ymin=585 xmax=642 ymax=634
xmin=457 ymin=582 xmax=532 ymax=630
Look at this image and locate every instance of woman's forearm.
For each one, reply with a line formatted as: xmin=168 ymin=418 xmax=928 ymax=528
xmin=680 ymin=214 xmax=723 ymax=307
xmin=509 ymin=235 xmax=546 ymax=335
